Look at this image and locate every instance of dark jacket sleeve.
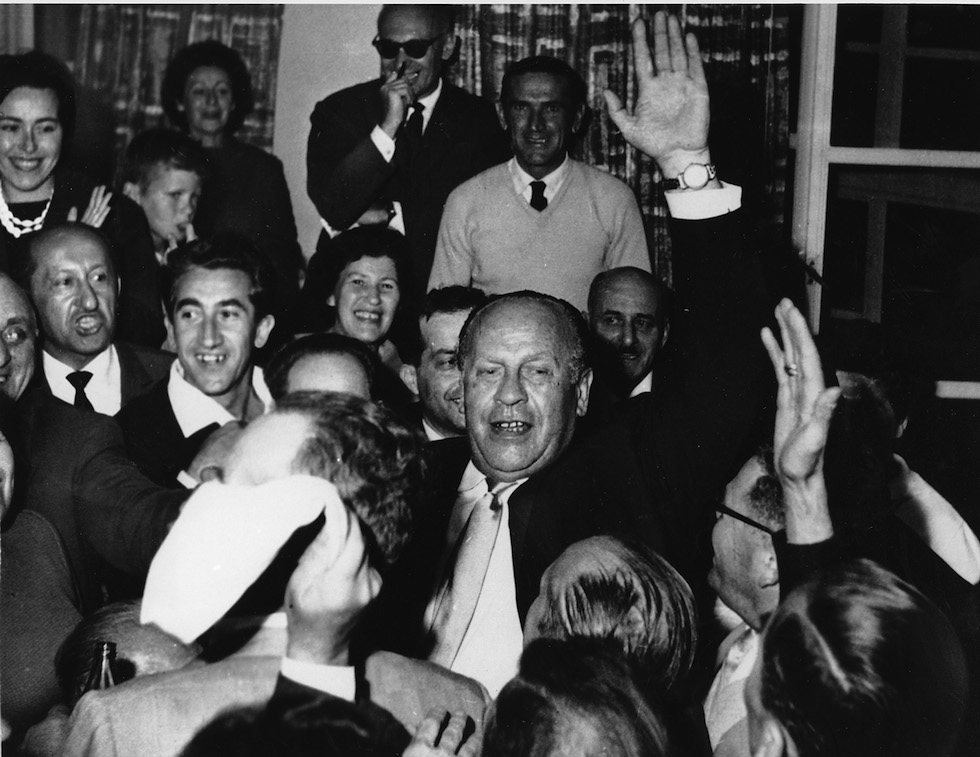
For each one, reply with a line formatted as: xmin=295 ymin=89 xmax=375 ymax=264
xmin=74 ymin=412 xmax=189 ymax=577
xmin=306 ymin=82 xmax=396 ymax=231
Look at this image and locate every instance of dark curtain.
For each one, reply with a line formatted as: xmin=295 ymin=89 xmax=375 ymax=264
xmin=449 ymin=4 xmax=790 ymax=284
xmin=71 ymin=4 xmax=284 ymax=177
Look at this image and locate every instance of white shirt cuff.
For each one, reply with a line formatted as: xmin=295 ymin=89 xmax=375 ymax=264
xmin=370 ymin=126 xmax=396 ymax=163
xmin=665 ymin=181 xmax=741 ymax=220
xmin=280 ymin=657 xmax=357 ymax=701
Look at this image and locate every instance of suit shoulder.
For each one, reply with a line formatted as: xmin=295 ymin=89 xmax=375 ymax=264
xmin=114 ymin=376 xmax=171 ymax=428
xmin=117 ymin=342 xmax=174 ymax=375
xmin=313 ymin=80 xmax=379 ymax=115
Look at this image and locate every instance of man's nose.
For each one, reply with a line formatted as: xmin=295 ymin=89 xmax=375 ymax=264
xmin=201 ymin=315 xmax=221 ymax=347
xmin=78 ymin=281 xmax=99 ymax=311
xmin=621 ymin=324 xmax=636 ymax=347
xmin=495 ymin=370 xmax=527 ymax=405
xmin=531 ymin=107 xmax=548 ymax=131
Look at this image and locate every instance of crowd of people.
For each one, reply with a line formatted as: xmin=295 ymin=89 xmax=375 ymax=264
xmin=0 ymin=6 xmax=975 ymax=757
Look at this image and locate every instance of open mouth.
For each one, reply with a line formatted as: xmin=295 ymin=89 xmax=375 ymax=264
xmin=197 ymin=353 xmax=226 ymax=365
xmin=353 ymin=310 xmax=382 ymax=323
xmin=75 ymin=315 xmax=104 ymax=335
xmin=491 ymin=420 xmax=530 ymax=434
xmin=9 ymin=158 xmax=43 ymax=172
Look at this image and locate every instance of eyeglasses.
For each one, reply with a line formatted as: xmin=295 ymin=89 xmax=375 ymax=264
xmin=372 ymin=36 xmax=442 ymax=59
xmin=714 ymin=503 xmax=781 ymax=536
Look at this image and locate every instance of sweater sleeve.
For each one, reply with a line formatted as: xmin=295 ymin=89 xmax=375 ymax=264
xmin=428 ymin=184 xmax=476 ymax=292
xmin=599 ymin=174 xmax=652 ymax=273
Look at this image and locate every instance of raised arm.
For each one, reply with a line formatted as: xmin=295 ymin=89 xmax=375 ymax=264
xmin=604 ymin=12 xmax=720 ymax=186
xmin=761 ymin=298 xmax=841 ymax=545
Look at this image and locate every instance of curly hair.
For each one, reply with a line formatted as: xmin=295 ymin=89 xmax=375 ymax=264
xmin=161 ymin=40 xmax=254 ymax=135
xmin=274 ymin=392 xmax=424 ymax=568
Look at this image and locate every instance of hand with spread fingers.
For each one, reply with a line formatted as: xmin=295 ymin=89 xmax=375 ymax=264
xmin=67 ymin=185 xmax=113 ymax=228
xmin=761 ymin=298 xmax=841 ymax=544
xmin=403 ymin=709 xmax=481 ymax=757
xmin=603 ymin=12 xmax=715 ymax=180
xmin=284 ymin=494 xmax=383 ymax=667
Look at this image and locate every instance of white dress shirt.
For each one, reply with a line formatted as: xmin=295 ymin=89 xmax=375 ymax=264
xmin=167 ymin=361 xmax=272 ymax=487
xmin=436 ymin=461 xmax=526 ymax=699
xmin=508 ymin=155 xmax=571 ymax=206
xmin=43 ymin=345 xmax=122 ymax=416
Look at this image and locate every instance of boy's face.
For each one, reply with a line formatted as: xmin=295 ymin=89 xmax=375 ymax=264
xmin=137 ymin=165 xmax=201 ymax=250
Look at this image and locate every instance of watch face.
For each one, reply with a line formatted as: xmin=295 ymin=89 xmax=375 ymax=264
xmin=683 ymin=163 xmax=710 ymax=188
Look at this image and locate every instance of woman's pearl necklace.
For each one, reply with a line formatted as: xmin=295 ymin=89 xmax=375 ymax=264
xmin=0 ymin=188 xmax=53 ymax=238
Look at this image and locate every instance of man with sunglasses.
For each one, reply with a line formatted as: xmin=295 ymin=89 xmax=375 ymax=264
xmin=307 ymin=4 xmax=510 ymax=305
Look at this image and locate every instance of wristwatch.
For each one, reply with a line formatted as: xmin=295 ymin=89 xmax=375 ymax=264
xmin=662 ymin=163 xmax=717 ymax=191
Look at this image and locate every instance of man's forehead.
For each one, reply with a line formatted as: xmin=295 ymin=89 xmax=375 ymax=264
xmin=0 ymin=277 xmax=33 ymax=322
xmin=34 ymin=232 xmax=110 ymax=269
xmin=378 ymin=6 xmax=442 ymax=37
xmin=422 ymin=309 xmax=470 ymax=345
xmin=473 ymin=300 xmax=568 ymax=350
xmin=176 ymin=266 xmax=252 ymax=302
xmin=508 ymin=72 xmax=572 ymax=102
xmin=596 ymin=276 xmax=659 ymax=311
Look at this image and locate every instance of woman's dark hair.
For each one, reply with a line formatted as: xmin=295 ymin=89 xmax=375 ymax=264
xmin=319 ymin=226 xmax=413 ymax=303
xmin=483 ymin=637 xmax=670 ymax=757
xmin=760 ymin=559 xmax=968 ymax=757
xmin=161 ymin=40 xmax=255 ymax=135
xmin=0 ymin=50 xmax=77 ymax=147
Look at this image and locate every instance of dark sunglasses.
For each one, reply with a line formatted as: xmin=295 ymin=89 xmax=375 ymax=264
xmin=372 ymin=36 xmax=442 ymax=59
xmin=714 ymin=503 xmax=782 ymax=536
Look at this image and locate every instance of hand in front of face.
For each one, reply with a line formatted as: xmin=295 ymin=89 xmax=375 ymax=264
xmin=403 ymin=710 xmax=481 ymax=757
xmin=285 ymin=497 xmax=382 ymax=667
xmin=67 ymin=185 xmax=113 ymax=229
xmin=166 ymin=222 xmax=197 ymax=256
xmin=379 ymin=67 xmax=414 ymax=138
xmin=603 ymin=12 xmax=713 ymax=178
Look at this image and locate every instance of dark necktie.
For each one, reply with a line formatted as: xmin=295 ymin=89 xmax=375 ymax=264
xmin=400 ymin=103 xmax=425 ymax=157
xmin=529 ymin=180 xmax=548 ymax=211
xmin=67 ymin=370 xmax=94 ymax=411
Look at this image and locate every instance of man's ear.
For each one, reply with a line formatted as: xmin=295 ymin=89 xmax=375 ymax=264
xmin=327 ymin=293 xmax=337 ymax=308
xmin=572 ymin=103 xmax=587 ymax=135
xmin=575 ymin=368 xmax=593 ymax=417
xmin=253 ymin=315 xmax=275 ymax=350
xmin=495 ymin=100 xmax=509 ymax=132
xmin=440 ymin=34 xmax=458 ymax=62
xmin=751 ymin=718 xmax=789 ymax=757
xmin=660 ymin=320 xmax=670 ymax=348
xmin=122 ymin=182 xmax=142 ymax=204
xmin=399 ymin=364 xmax=419 ymax=397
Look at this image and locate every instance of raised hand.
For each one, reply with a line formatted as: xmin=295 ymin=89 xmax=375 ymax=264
xmin=603 ymin=12 xmax=712 ymax=177
xmin=379 ymin=68 xmax=414 ymax=138
xmin=284 ymin=494 xmax=382 ymax=666
xmin=67 ymin=185 xmax=113 ymax=228
xmin=761 ymin=299 xmax=841 ymax=544
xmin=403 ymin=710 xmax=481 ymax=757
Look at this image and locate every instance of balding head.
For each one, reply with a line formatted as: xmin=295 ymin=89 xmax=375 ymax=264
xmin=588 ymin=267 xmax=670 ymax=390
xmin=27 ymin=223 xmax=117 ymax=370
xmin=0 ymin=273 xmax=37 ymax=401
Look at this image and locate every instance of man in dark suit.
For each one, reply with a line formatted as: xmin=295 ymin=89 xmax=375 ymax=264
xmin=115 ymin=236 xmax=275 ymax=488
xmin=0 ymin=273 xmax=188 ymax=731
xmin=25 ymin=223 xmax=172 ymax=415
xmin=306 ymin=4 xmax=510 ymax=304
xmin=393 ymin=13 xmax=771 ymax=697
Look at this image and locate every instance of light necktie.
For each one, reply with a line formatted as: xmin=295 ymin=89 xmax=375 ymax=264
xmin=428 ymin=478 xmax=511 ymax=667
xmin=66 ymin=370 xmax=94 ymax=411
xmin=529 ymin=180 xmax=548 ymax=211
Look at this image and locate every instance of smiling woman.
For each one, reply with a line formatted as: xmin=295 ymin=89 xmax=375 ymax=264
xmin=0 ymin=51 xmax=111 ymax=278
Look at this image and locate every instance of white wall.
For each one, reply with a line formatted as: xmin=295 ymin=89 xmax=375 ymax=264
xmin=274 ymin=4 xmax=380 ymax=261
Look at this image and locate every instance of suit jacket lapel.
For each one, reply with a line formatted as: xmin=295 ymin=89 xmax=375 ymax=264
xmin=116 ymin=343 xmax=154 ymax=406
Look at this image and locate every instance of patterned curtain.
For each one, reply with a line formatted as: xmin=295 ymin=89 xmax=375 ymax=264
xmin=71 ymin=5 xmax=283 ymax=172
xmin=450 ymin=4 xmax=789 ymax=284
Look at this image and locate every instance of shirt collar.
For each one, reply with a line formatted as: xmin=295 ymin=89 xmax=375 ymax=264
xmin=459 ymin=459 xmax=529 ymax=495
xmin=414 ymin=78 xmax=443 ymax=133
xmin=629 ymin=370 xmax=654 ymax=398
xmin=43 ymin=345 xmax=115 ymax=386
xmin=167 ymin=360 xmax=272 ymax=438
xmin=508 ymin=154 xmax=570 ymax=196
xmin=422 ymin=416 xmax=450 ymax=442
